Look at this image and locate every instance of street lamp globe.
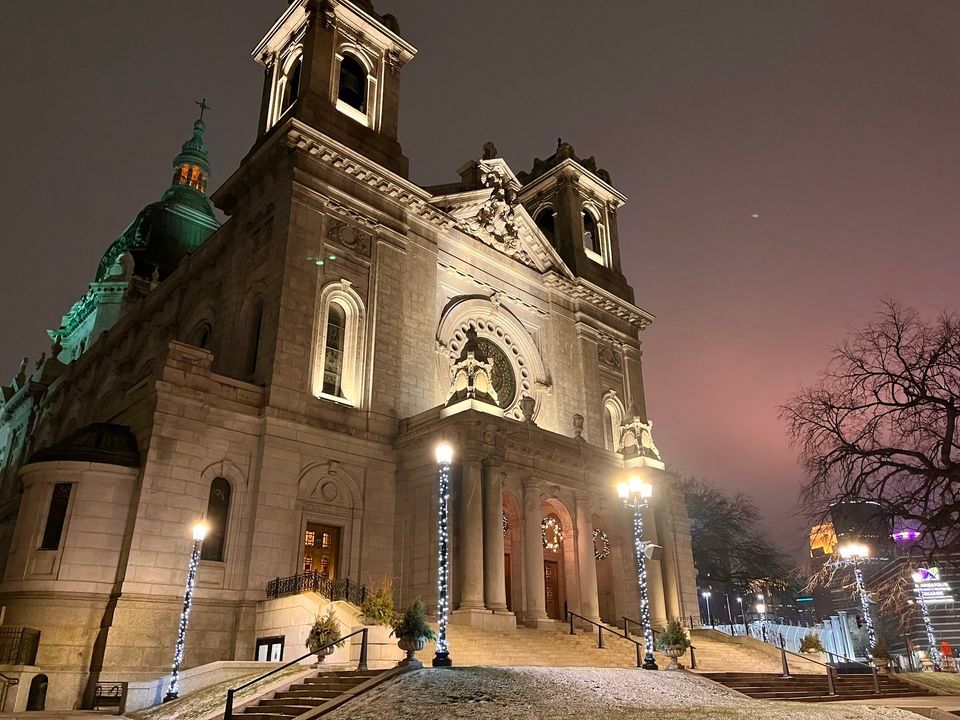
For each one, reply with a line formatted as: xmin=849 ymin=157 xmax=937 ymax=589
xmin=192 ymin=522 xmax=209 ymax=541
xmin=435 ymin=442 xmax=453 ymax=465
xmin=756 ymin=602 xmax=766 ymax=614
xmin=839 ymin=542 xmax=869 ymax=560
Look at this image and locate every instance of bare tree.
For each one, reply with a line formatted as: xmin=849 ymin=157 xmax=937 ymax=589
xmin=782 ymin=301 xmax=960 ymax=550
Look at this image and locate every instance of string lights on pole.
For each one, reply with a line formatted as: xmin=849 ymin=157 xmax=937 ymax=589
xmin=911 ymin=569 xmax=941 ymax=670
xmin=617 ymin=473 xmax=658 ymax=670
xmin=164 ymin=521 xmax=207 ymax=702
xmin=756 ymin=593 xmax=768 ymax=642
xmin=839 ymin=543 xmax=877 ymax=652
xmin=433 ymin=442 xmax=453 ymax=667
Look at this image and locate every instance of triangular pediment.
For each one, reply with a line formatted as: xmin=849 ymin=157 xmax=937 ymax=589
xmin=429 ymin=158 xmax=573 ymax=278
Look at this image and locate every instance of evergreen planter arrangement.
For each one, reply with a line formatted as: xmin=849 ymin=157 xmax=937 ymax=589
xmin=656 ymin=618 xmax=691 ymax=671
xmin=391 ymin=599 xmax=437 ymax=668
xmin=306 ymin=608 xmax=344 ymax=664
xmin=799 ymin=632 xmax=825 ymax=654
xmin=870 ymin=638 xmax=891 ymax=671
xmin=360 ymin=576 xmax=398 ymax=627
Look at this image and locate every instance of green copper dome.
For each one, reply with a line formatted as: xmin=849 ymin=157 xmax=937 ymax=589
xmin=95 ymin=118 xmax=219 ymax=282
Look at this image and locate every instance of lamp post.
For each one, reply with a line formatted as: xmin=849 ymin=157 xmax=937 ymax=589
xmin=164 ymin=521 xmax=207 ymax=702
xmin=736 ymin=596 xmax=744 ymax=634
xmin=911 ymin=570 xmax=941 ymax=670
xmin=756 ymin=593 xmax=768 ymax=642
xmin=617 ymin=474 xmax=658 ymax=670
xmin=432 ymin=442 xmax=453 ymax=668
xmin=702 ymin=591 xmax=713 ymax=628
xmin=725 ymin=594 xmax=735 ymax=635
xmin=839 ymin=543 xmax=877 ymax=652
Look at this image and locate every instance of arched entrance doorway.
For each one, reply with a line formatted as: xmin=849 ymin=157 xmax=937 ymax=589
xmin=593 ymin=514 xmax=616 ymax=624
xmin=26 ymin=674 xmax=48 ymax=711
xmin=503 ymin=490 xmax=522 ymax=613
xmin=541 ymin=513 xmax=565 ymax=619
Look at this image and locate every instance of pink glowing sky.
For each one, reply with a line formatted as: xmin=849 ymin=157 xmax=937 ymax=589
xmin=2 ymin=1 xmax=959 ymax=556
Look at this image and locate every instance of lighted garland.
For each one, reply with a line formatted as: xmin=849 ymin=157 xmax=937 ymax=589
xmin=853 ymin=564 xmax=877 ymax=652
xmin=436 ymin=459 xmax=451 ymax=659
xmin=541 ymin=516 xmax=563 ymax=551
xmin=165 ymin=536 xmax=202 ymax=700
xmin=632 ymin=507 xmax=654 ymax=658
xmin=593 ymin=528 xmax=610 ymax=560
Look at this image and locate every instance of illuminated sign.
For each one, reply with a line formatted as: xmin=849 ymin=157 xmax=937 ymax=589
xmin=913 ymin=567 xmax=954 ymax=604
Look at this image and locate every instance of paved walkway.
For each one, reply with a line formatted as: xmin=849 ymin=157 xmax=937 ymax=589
xmin=835 ymin=694 xmax=960 ymax=713
xmin=0 ymin=713 xmax=120 ymax=719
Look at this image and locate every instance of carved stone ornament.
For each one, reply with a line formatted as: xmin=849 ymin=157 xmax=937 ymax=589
xmin=456 ymin=164 xmax=523 ymax=258
xmin=598 ymin=343 xmax=622 ymax=371
xmin=318 ymin=1 xmax=337 ymax=30
xmin=327 ymin=218 xmax=373 ymax=255
xmin=446 ymin=328 xmax=500 ymax=408
xmin=618 ymin=416 xmax=662 ymax=463
xmin=386 ymin=48 xmax=402 ymax=76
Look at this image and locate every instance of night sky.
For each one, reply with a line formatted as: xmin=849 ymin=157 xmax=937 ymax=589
xmin=2 ymin=1 xmax=959 ymax=556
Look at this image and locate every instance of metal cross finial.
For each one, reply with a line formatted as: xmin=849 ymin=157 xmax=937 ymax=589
xmin=195 ymin=98 xmax=211 ymax=120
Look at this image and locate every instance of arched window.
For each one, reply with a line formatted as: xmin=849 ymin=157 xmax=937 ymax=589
xmin=338 ymin=54 xmax=367 ymax=111
xmin=282 ymin=55 xmax=303 ymax=111
xmin=191 ymin=322 xmax=212 ymax=350
xmin=534 ymin=207 xmax=555 ymax=244
xmin=582 ymin=208 xmax=602 ymax=257
xmin=602 ymin=394 xmax=625 ymax=451
xmin=312 ymin=280 xmax=366 ymax=406
xmin=200 ymin=477 xmax=230 ymax=562
xmin=322 ymin=304 xmax=346 ymax=397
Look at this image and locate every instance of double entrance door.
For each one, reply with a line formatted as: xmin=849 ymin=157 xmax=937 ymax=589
xmin=302 ymin=522 xmax=341 ymax=579
xmin=544 ymin=559 xmax=561 ymax=619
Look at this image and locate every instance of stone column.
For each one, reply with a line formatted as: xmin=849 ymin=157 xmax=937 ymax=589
xmin=575 ymin=493 xmax=601 ymax=622
xmin=458 ymin=454 xmax=485 ymax=610
xmin=483 ymin=459 xmax=509 ymax=612
xmin=522 ymin=477 xmax=548 ymax=624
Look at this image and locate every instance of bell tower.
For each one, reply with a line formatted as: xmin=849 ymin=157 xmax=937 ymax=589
xmin=253 ymin=0 xmax=417 ymax=177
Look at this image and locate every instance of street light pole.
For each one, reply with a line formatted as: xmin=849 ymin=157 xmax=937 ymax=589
xmin=725 ymin=594 xmax=735 ymax=635
xmin=702 ymin=591 xmax=713 ymax=628
xmin=618 ymin=474 xmax=658 ymax=670
xmin=912 ymin=570 xmax=941 ymax=670
xmin=433 ymin=442 xmax=453 ymax=668
xmin=736 ymin=596 xmax=744 ymax=635
xmin=840 ymin=543 xmax=877 ymax=653
xmin=164 ymin=521 xmax=207 ymax=702
xmin=756 ymin=593 xmax=768 ymax=642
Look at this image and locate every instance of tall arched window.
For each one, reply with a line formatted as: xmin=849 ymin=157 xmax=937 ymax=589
xmin=312 ymin=280 xmax=366 ymax=406
xmin=283 ymin=56 xmax=303 ymax=110
xmin=534 ymin=207 xmax=555 ymax=244
xmin=338 ymin=54 xmax=367 ymax=111
xmin=191 ymin=321 xmax=212 ymax=350
xmin=200 ymin=477 xmax=231 ymax=562
xmin=322 ymin=304 xmax=346 ymax=397
xmin=582 ymin=208 xmax=602 ymax=257
xmin=603 ymin=394 xmax=625 ymax=451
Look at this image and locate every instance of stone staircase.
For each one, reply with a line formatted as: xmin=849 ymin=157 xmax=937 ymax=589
xmin=238 ymin=669 xmax=384 ymax=720
xmin=701 ymin=671 xmax=938 ymax=702
xmin=420 ymin=623 xmax=823 ymax=673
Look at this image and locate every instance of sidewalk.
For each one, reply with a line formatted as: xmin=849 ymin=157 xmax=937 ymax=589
xmin=0 ymin=713 xmax=122 ymax=719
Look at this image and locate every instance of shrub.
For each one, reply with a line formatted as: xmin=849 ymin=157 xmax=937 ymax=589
xmin=306 ymin=608 xmax=344 ymax=653
xmin=391 ymin=599 xmax=437 ymax=642
xmin=799 ymin=632 xmax=825 ymax=653
xmin=655 ymin=617 xmax=690 ymax=650
xmin=870 ymin=637 xmax=891 ymax=659
xmin=361 ymin=576 xmax=397 ymax=626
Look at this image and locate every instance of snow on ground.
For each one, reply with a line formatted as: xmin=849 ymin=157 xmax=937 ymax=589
xmin=325 ymin=667 xmax=920 ymax=720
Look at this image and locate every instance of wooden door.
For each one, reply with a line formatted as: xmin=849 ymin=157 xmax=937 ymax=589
xmin=303 ymin=523 xmax=341 ymax=579
xmin=504 ymin=553 xmax=512 ymax=611
xmin=544 ymin=560 xmax=560 ymax=619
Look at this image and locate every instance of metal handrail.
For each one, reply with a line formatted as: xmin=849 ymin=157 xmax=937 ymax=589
xmin=822 ymin=646 xmax=881 ymax=694
xmin=771 ymin=633 xmax=837 ymax=696
xmin=568 ymin=611 xmax=644 ymax=668
xmin=621 ymin=616 xmax=659 ymax=645
xmin=224 ymin=627 xmax=369 ymax=720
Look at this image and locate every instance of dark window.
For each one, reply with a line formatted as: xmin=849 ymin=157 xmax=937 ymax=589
xmin=534 ymin=207 xmax=555 ymax=243
xmin=338 ymin=55 xmax=367 ymax=111
xmin=245 ymin=300 xmax=264 ymax=377
xmin=603 ymin=406 xmax=615 ymax=451
xmin=322 ymin=304 xmax=346 ymax=397
xmin=40 ymin=483 xmax=72 ymax=550
xmin=200 ymin=477 xmax=230 ymax=562
xmin=192 ymin=322 xmax=212 ymax=349
xmin=283 ymin=57 xmax=303 ymax=111
xmin=582 ymin=210 xmax=601 ymax=255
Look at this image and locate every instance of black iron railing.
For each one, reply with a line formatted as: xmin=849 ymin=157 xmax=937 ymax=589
xmin=567 ymin=610 xmax=645 ymax=668
xmin=265 ymin=572 xmax=367 ymax=604
xmin=0 ymin=627 xmax=40 ymax=665
xmin=224 ymin=627 xmax=369 ymax=720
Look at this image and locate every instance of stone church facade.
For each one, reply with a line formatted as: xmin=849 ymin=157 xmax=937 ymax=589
xmin=0 ymin=0 xmax=698 ymax=710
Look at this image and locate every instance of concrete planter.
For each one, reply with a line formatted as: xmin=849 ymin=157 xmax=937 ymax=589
xmin=397 ymin=637 xmax=426 ymax=668
xmin=662 ymin=646 xmax=687 ymax=671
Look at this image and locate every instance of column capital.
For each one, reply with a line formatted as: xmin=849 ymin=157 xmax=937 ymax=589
xmin=482 ymin=455 xmax=504 ymax=470
xmin=522 ymin=476 xmax=544 ymax=490
xmin=574 ymin=491 xmax=595 ymax=510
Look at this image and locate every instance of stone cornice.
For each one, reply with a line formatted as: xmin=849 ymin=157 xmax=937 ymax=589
xmin=437 ymin=260 xmax=548 ymax=316
xmin=544 ymin=272 xmax=655 ymax=330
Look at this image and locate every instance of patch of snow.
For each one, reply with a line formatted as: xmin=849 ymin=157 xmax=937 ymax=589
xmin=325 ymin=666 xmax=920 ymax=720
